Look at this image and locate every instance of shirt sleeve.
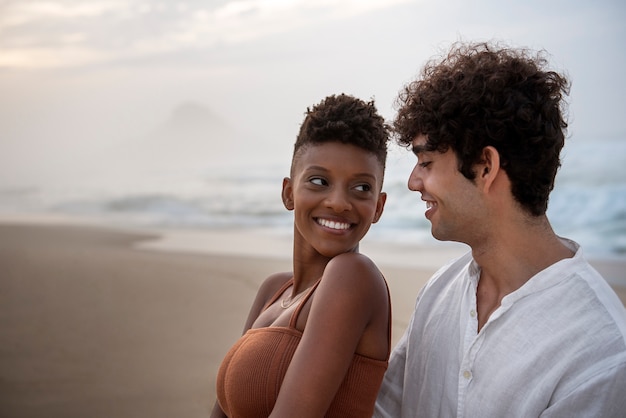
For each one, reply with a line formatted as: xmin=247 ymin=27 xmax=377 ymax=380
xmin=373 ymin=317 xmax=410 ymax=418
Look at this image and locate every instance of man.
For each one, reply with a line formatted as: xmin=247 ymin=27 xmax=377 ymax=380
xmin=374 ymin=41 xmax=626 ymax=417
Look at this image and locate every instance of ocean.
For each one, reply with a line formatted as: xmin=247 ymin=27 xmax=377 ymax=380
xmin=1 ymin=137 xmax=625 ymax=258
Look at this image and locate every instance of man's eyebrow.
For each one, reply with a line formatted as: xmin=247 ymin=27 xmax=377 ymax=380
xmin=411 ymin=144 xmax=428 ymax=156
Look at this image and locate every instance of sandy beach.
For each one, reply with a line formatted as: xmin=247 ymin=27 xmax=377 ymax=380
xmin=1 ymin=217 xmax=624 ymax=418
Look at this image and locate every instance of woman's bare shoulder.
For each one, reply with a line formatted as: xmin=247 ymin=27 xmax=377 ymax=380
xmin=257 ymin=271 xmax=293 ymax=300
xmin=325 ymin=252 xmax=383 ymax=281
xmin=320 ymin=252 xmax=386 ymax=298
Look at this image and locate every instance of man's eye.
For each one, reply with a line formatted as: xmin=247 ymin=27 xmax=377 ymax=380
xmin=310 ymin=177 xmax=327 ymax=186
xmin=355 ymin=184 xmax=372 ymax=192
xmin=419 ymin=161 xmax=431 ymax=168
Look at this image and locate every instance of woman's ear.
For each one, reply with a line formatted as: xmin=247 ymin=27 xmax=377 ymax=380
xmin=372 ymin=192 xmax=387 ymax=224
xmin=282 ymin=177 xmax=294 ymax=210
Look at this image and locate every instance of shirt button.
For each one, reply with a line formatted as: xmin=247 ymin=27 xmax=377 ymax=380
xmin=470 ymin=309 xmax=477 ymax=318
xmin=463 ymin=370 xmax=472 ymax=379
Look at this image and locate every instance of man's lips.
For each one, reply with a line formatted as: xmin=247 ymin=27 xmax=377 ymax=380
xmin=424 ymin=200 xmax=437 ymax=219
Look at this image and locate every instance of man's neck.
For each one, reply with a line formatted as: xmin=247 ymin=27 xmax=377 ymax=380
xmin=471 ymin=217 xmax=574 ymax=331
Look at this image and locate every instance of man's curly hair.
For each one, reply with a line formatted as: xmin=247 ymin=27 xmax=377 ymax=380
xmin=394 ymin=41 xmax=570 ymax=216
xmin=292 ymin=93 xmax=389 ymax=177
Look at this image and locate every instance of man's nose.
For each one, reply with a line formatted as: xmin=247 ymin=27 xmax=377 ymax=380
xmin=407 ymin=165 xmax=424 ymax=192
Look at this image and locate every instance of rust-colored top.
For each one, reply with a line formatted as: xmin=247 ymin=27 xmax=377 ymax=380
xmin=216 ymin=277 xmax=391 ymax=417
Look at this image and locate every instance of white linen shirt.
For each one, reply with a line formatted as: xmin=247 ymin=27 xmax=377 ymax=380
xmin=374 ymin=239 xmax=626 ymax=418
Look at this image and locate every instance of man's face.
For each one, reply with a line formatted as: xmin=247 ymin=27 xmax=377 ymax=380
xmin=407 ymin=135 xmax=483 ymax=244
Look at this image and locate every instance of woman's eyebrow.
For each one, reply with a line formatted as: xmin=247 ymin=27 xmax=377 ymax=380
xmin=303 ymin=165 xmax=329 ymax=172
xmin=303 ymin=165 xmax=377 ymax=181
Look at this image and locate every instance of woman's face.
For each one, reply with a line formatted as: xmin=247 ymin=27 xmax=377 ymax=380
xmin=282 ymin=142 xmax=386 ymax=258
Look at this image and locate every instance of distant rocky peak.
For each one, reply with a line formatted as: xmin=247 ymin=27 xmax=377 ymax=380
xmin=168 ymin=101 xmax=227 ymax=130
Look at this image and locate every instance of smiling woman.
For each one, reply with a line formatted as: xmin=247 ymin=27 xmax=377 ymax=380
xmin=283 ymin=141 xmax=386 ymax=258
xmin=210 ymin=93 xmax=392 ymax=418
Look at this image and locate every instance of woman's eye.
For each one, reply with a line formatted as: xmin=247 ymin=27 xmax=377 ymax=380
xmin=310 ymin=177 xmax=327 ymax=186
xmin=418 ymin=161 xmax=431 ymax=168
xmin=355 ymin=184 xmax=372 ymax=192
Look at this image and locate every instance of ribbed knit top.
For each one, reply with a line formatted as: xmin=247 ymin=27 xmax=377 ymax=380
xmin=216 ymin=277 xmax=391 ymax=417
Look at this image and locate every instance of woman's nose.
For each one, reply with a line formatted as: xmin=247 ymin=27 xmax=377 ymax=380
xmin=325 ymin=189 xmax=352 ymax=212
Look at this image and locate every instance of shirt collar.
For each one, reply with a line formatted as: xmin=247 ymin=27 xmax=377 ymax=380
xmin=467 ymin=237 xmax=585 ymax=306
xmin=501 ymin=237 xmax=584 ymax=307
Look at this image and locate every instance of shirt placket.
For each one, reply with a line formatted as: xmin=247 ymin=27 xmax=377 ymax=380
xmin=456 ymin=275 xmax=482 ymax=418
xmin=456 ymin=288 xmax=515 ymax=417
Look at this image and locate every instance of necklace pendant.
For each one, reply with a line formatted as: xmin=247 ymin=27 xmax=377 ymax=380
xmin=280 ymin=292 xmax=303 ymax=309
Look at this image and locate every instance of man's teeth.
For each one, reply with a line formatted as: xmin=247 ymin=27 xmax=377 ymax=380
xmin=317 ymin=218 xmax=350 ymax=230
xmin=426 ymin=201 xmax=436 ymax=209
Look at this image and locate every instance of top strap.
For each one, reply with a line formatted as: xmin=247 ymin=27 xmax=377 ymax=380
xmin=289 ymin=278 xmax=322 ymax=328
xmin=382 ymin=276 xmax=392 ymax=357
xmin=284 ymin=274 xmax=393 ymax=356
xmin=262 ymin=277 xmax=295 ymax=311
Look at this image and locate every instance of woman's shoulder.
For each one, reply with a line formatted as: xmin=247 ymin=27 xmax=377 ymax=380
xmin=256 ymin=271 xmax=293 ymax=300
xmin=326 ymin=252 xmax=381 ymax=276
xmin=322 ymin=252 xmax=385 ymax=292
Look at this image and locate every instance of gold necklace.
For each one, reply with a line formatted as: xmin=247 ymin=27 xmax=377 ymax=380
xmin=280 ymin=291 xmax=305 ymax=309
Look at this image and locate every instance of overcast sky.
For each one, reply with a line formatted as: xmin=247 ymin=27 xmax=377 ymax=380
xmin=1 ymin=0 xmax=624 ymax=185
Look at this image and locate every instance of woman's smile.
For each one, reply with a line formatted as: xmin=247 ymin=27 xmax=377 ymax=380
xmin=315 ymin=217 xmax=353 ymax=231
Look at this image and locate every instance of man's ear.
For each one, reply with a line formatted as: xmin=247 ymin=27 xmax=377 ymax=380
xmin=478 ymin=146 xmax=501 ymax=191
xmin=372 ymin=192 xmax=387 ymax=224
xmin=282 ymin=177 xmax=294 ymax=210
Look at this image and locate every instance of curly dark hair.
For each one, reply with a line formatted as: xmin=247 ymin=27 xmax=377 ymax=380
xmin=394 ymin=41 xmax=570 ymax=216
xmin=292 ymin=93 xmax=389 ymax=176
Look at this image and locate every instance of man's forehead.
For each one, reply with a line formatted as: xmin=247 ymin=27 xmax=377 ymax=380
xmin=411 ymin=134 xmax=428 ymax=146
xmin=411 ymin=134 xmax=429 ymax=155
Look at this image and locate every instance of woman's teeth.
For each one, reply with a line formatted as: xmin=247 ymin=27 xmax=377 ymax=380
xmin=317 ymin=218 xmax=350 ymax=230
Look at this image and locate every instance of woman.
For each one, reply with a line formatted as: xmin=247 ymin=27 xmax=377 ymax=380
xmin=211 ymin=94 xmax=392 ymax=417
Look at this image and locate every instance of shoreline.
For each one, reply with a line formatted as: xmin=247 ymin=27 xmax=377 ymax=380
xmin=3 ymin=212 xmax=622 ymax=284
xmin=1 ymin=212 xmax=624 ymax=296
xmin=1 ymin=212 xmax=624 ymax=325
xmin=4 ymin=212 xmax=622 ymax=280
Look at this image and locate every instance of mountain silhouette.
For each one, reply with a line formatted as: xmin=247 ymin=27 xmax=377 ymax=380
xmin=101 ymin=101 xmax=240 ymax=177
